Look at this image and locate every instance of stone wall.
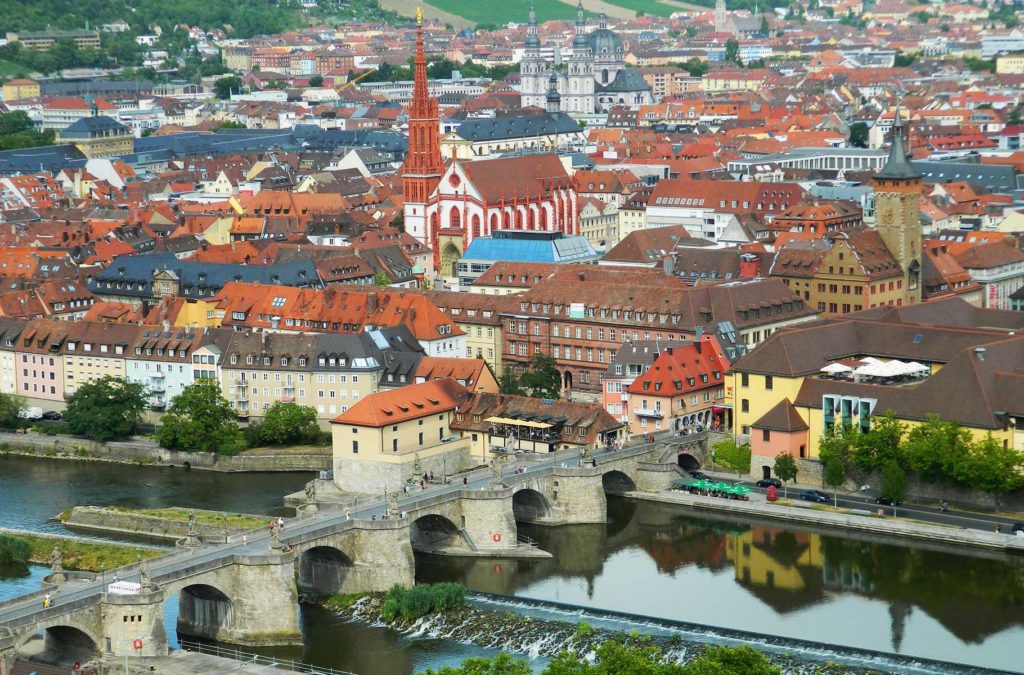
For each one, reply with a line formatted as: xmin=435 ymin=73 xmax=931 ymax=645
xmin=100 ymin=590 xmax=168 ymax=657
xmin=61 ymin=506 xmax=255 ymax=542
xmin=0 ymin=432 xmax=329 ymax=472
xmin=459 ymin=488 xmax=518 ymax=550
xmin=332 ymin=443 xmax=473 ymax=495
xmin=544 ymin=469 xmax=607 ymax=524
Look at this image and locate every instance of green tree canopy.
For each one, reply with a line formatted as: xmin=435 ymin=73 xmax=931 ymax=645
xmin=880 ymin=461 xmax=907 ymax=505
xmin=519 ymin=353 xmax=561 ymax=400
xmin=848 ymin=121 xmax=869 ymax=148
xmin=64 ymin=376 xmax=147 ymax=442
xmin=257 ymin=402 xmax=321 ymax=446
xmin=156 ymin=379 xmax=243 ymax=454
xmin=0 ymin=392 xmax=26 ymax=431
xmin=824 ymin=457 xmax=845 ymax=507
xmin=724 ymin=38 xmax=741 ymax=65
xmin=213 ymin=75 xmax=243 ymax=99
xmin=773 ymin=452 xmax=797 ymax=497
xmin=309 ymin=74 xmax=324 ymax=87
xmin=713 ymin=439 xmax=751 ymax=474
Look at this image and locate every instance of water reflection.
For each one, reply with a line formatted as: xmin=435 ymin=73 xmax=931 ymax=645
xmin=418 ymin=497 xmax=1024 ymax=671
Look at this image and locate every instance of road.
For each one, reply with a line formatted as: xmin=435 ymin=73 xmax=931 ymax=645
xmin=0 ymin=436 xmax=663 ymax=635
xmin=697 ymin=470 xmax=1024 ymax=533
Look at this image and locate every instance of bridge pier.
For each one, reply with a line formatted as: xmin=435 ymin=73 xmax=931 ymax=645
xmin=296 ymin=520 xmax=415 ymax=595
xmin=100 ymin=588 xmax=168 ymax=658
xmin=176 ymin=552 xmax=301 ymax=647
xmin=460 ymin=487 xmax=519 ymax=551
xmin=545 ymin=468 xmax=607 ymax=524
xmin=635 ymin=462 xmax=679 ymax=493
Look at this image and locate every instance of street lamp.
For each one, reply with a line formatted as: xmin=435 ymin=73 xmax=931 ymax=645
xmin=223 ymin=513 xmax=229 ymax=543
xmin=100 ymin=563 xmax=106 ymax=585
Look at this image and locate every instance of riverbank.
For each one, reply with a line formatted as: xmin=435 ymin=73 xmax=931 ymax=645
xmin=629 ymin=489 xmax=1024 ymax=554
xmin=0 ymin=431 xmax=329 ymax=472
xmin=0 ymin=528 xmax=163 ymax=572
xmin=59 ymin=506 xmax=269 ymax=543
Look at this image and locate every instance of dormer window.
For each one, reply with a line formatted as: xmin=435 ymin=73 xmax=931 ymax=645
xmin=263 ymin=357 xmax=270 ymax=366
xmin=231 ymin=355 xmax=238 ymax=364
xmin=246 ymin=356 xmax=253 ymax=365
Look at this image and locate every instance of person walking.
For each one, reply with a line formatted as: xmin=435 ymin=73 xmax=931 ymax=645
xmin=242 ymin=534 xmax=248 ymax=548
xmin=277 ymin=516 xmax=285 ymax=531
xmin=345 ymin=510 xmax=351 ymax=520
xmin=43 ymin=594 xmax=51 ymax=609
xmin=463 ymin=476 xmax=468 ymax=486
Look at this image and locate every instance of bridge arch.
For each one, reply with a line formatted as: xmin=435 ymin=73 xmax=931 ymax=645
xmin=298 ymin=545 xmax=354 ymax=595
xmin=512 ymin=488 xmax=552 ymax=522
xmin=16 ymin=621 xmax=100 ymax=656
xmin=677 ymin=452 xmax=700 ymax=471
xmin=175 ymin=583 xmax=234 ymax=642
xmin=410 ymin=513 xmax=461 ymax=550
xmin=602 ymin=470 xmax=637 ymax=494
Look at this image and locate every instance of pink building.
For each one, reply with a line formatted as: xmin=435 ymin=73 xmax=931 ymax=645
xmin=16 ymin=319 xmax=70 ymax=403
xmin=749 ymin=398 xmax=809 ymax=481
xmin=600 ymin=340 xmax=675 ymax=426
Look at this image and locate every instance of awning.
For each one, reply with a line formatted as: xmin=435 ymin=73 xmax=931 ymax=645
xmin=484 ymin=416 xmax=551 ymax=429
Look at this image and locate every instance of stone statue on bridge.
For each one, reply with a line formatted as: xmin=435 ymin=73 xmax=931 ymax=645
xmin=269 ymin=520 xmax=283 ymax=551
xmin=48 ymin=547 xmax=64 ymax=580
xmin=183 ymin=510 xmax=200 ymax=547
xmin=413 ymin=452 xmax=423 ymax=478
xmin=389 ymin=490 xmax=400 ymax=518
xmin=304 ymin=480 xmax=317 ymax=504
xmin=139 ymin=560 xmax=152 ymax=590
xmin=490 ymin=458 xmax=503 ymax=487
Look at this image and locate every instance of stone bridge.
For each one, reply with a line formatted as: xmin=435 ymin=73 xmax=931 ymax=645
xmin=0 ymin=432 xmax=710 ymax=666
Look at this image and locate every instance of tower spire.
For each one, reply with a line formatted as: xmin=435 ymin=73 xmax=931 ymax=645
xmin=876 ymin=106 xmax=919 ymax=180
xmin=525 ymin=0 xmax=541 ymax=51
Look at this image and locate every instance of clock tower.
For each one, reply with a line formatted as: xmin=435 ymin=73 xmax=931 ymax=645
xmin=872 ymin=108 xmax=922 ymax=305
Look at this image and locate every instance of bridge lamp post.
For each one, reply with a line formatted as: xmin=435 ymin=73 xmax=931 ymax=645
xmin=384 ymin=485 xmax=388 ymax=518
xmin=223 ymin=514 xmax=229 ymax=543
xmin=99 ymin=563 xmax=106 ymax=585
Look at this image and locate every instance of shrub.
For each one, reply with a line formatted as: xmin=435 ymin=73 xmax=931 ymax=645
xmin=0 ymin=534 xmax=30 ymax=565
xmin=379 ymin=583 xmax=467 ymax=623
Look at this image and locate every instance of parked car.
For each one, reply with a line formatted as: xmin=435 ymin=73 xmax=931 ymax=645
xmin=689 ymin=470 xmax=709 ymax=479
xmin=799 ymin=490 xmax=830 ymax=503
xmin=874 ymin=497 xmax=903 ymax=506
xmin=41 ymin=411 xmax=62 ymax=421
xmin=755 ymin=478 xmax=782 ymax=489
xmin=17 ymin=406 xmax=43 ymax=421
xmin=1011 ymin=523 xmax=1024 ymax=534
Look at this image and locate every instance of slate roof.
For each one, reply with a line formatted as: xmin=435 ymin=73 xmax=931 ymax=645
xmin=454 ymin=112 xmax=581 ymax=142
xmin=61 ymin=116 xmax=129 ymax=139
xmin=910 ymin=161 xmax=1021 ymax=192
xmin=87 ymin=253 xmax=322 ymax=299
xmin=596 ymin=68 xmax=651 ymax=94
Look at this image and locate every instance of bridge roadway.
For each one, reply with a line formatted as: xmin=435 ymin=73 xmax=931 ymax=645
xmin=0 ymin=433 xmax=696 ymax=644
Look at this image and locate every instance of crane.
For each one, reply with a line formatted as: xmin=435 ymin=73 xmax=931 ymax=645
xmin=336 ymin=69 xmax=376 ymax=92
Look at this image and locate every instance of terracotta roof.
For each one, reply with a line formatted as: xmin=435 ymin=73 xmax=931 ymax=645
xmin=752 ymin=398 xmax=809 ymax=432
xmin=626 ymin=335 xmax=730 ymax=397
xmin=331 ymin=377 xmax=469 ymax=427
xmin=603 ymin=225 xmax=692 ymax=263
xmin=458 ymin=154 xmax=570 ymax=202
xmin=953 ymin=241 xmax=1024 ymax=270
xmin=416 ymin=356 xmax=491 ymax=391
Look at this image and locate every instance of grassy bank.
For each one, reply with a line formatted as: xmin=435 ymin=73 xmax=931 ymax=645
xmin=0 ymin=531 xmax=162 ymax=572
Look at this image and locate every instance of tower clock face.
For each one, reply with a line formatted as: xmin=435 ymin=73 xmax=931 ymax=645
xmin=877 ymin=201 xmax=895 ymax=225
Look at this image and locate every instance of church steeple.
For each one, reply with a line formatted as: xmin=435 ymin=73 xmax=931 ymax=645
xmin=876 ymin=107 xmax=920 ymax=180
xmin=546 ymin=72 xmax=561 ymax=115
xmin=525 ymin=0 xmax=541 ymax=52
xmin=402 ymin=5 xmax=443 ymax=247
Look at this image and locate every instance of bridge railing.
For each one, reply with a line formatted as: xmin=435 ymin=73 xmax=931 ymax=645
xmin=178 ymin=638 xmax=357 ymax=675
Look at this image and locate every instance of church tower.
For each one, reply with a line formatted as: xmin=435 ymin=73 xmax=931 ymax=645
xmin=402 ymin=7 xmax=443 ymax=248
xmin=714 ymin=0 xmax=728 ymax=34
xmin=520 ymin=0 xmax=547 ymax=109
xmin=567 ymin=0 xmax=595 ymax=113
xmin=873 ymin=107 xmax=922 ymax=305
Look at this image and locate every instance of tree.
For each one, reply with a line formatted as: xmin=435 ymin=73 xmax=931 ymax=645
xmin=712 ymin=439 xmax=750 ymax=475
xmin=848 ymin=121 xmax=869 ymax=148
xmin=851 ymin=411 xmax=904 ymax=472
xmin=422 ymin=652 xmax=532 ymax=675
xmin=759 ymin=15 xmax=770 ymax=34
xmin=0 ymin=392 xmax=26 ymax=431
xmin=686 ymin=645 xmax=781 ymax=675
xmin=498 ymin=367 xmax=522 ymax=395
xmin=374 ymin=272 xmax=391 ymax=287
xmin=309 ymin=74 xmax=324 ymax=87
xmin=880 ymin=461 xmax=907 ymax=513
xmin=912 ymin=9 xmax=931 ymax=23
xmin=773 ymin=452 xmax=797 ymax=498
xmin=893 ymin=52 xmax=917 ymax=68
xmin=64 ymin=376 xmax=147 ymax=442
xmin=901 ymin=415 xmax=970 ymax=483
xmin=156 ymin=379 xmax=244 ymax=454
xmin=724 ymin=38 xmax=741 ymax=65
xmin=213 ymin=75 xmax=243 ymax=99
xmin=257 ymin=402 xmax=321 ymax=446
xmin=824 ymin=457 xmax=845 ymax=507
xmin=519 ymin=353 xmax=561 ymax=400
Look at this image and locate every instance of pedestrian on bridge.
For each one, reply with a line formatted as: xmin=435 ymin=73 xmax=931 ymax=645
xmin=242 ymin=535 xmax=248 ymax=548
xmin=463 ymin=476 xmax=468 ymax=486
xmin=43 ymin=593 xmax=50 ymax=608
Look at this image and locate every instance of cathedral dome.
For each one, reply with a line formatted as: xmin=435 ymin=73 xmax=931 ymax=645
xmin=572 ymin=31 xmax=589 ymax=50
xmin=587 ymin=28 xmax=623 ymax=57
xmin=525 ymin=33 xmax=541 ymax=49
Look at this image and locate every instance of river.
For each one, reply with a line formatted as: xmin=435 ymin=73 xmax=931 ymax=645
xmin=1 ymin=455 xmax=1022 ymax=673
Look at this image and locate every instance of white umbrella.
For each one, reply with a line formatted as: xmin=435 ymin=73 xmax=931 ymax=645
xmin=820 ymin=363 xmax=853 ymax=374
xmin=859 ymin=356 xmax=883 ymax=365
xmin=906 ymin=361 xmax=929 ymax=373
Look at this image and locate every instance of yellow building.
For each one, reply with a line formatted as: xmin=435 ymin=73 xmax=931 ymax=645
xmin=330 ymin=378 xmax=473 ymax=494
xmin=2 ymin=78 xmax=40 ymax=101
xmin=58 ymin=115 xmax=134 ymax=159
xmin=422 ymin=290 xmax=504 ymax=371
xmin=173 ymin=299 xmax=223 ymax=329
xmin=729 ymin=297 xmax=1024 ymax=480
xmin=726 ymin=527 xmax=824 ymax=594
xmin=996 ymin=55 xmax=1024 ymax=75
xmin=62 ymin=323 xmax=136 ymax=396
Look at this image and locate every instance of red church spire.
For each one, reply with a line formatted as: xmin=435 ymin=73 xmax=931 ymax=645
xmin=402 ymin=6 xmax=443 ymax=207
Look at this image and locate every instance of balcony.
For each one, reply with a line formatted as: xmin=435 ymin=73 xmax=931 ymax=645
xmin=148 ymin=383 xmax=166 ymax=394
xmin=150 ymin=371 xmax=165 ymax=379
xmin=235 ymin=387 xmax=249 ymax=400
xmin=633 ymin=407 xmax=664 ymax=418
xmin=280 ymin=396 xmax=295 ymax=403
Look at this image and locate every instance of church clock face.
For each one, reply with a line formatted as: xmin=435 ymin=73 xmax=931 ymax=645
xmin=876 ymin=200 xmax=895 ymax=225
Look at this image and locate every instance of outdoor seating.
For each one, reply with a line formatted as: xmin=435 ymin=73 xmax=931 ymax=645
xmin=672 ymin=478 xmax=751 ymax=501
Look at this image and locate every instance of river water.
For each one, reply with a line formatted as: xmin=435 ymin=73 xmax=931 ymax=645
xmin=1 ymin=455 xmax=1022 ymax=673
